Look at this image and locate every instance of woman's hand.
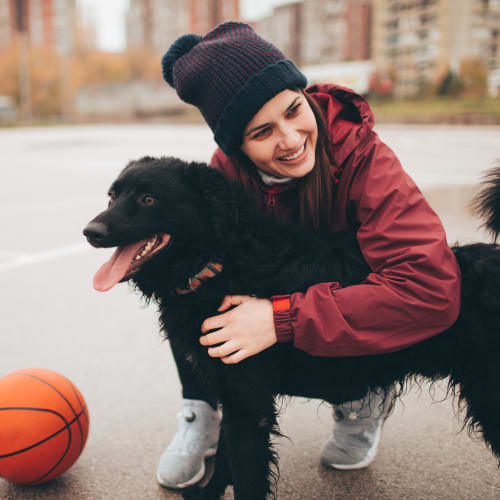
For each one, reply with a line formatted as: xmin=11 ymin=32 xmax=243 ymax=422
xmin=200 ymin=295 xmax=277 ymax=364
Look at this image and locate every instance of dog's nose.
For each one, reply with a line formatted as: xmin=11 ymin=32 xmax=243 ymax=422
xmin=83 ymin=222 xmax=108 ymax=244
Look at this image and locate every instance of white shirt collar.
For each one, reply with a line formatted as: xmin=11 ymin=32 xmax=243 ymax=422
xmin=257 ymin=169 xmax=294 ymax=186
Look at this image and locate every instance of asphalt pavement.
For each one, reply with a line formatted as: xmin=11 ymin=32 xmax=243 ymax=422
xmin=0 ymin=123 xmax=499 ymax=499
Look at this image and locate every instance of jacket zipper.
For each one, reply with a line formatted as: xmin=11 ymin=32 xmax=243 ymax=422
xmin=266 ymin=189 xmax=278 ymax=216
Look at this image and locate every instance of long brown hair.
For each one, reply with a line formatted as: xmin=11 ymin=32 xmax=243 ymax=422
xmin=298 ymin=90 xmax=336 ymax=234
xmin=235 ymin=89 xmax=336 ymax=234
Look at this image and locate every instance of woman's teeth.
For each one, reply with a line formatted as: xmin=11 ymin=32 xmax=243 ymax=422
xmin=279 ymin=142 xmax=305 ymax=161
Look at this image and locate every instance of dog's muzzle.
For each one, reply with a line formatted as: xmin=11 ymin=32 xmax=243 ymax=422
xmin=83 ymin=222 xmax=108 ymax=247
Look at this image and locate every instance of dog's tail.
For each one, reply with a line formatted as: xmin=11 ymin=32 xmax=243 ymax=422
xmin=446 ymin=166 xmax=500 ymax=461
xmin=471 ymin=165 xmax=500 ymax=243
xmin=452 ymin=166 xmax=500 ymax=308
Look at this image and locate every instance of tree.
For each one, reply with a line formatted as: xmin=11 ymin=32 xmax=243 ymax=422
xmin=436 ymin=70 xmax=464 ymax=97
xmin=459 ymin=58 xmax=488 ymax=98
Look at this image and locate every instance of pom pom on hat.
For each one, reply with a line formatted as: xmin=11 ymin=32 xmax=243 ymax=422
xmin=162 ymin=34 xmax=202 ymax=86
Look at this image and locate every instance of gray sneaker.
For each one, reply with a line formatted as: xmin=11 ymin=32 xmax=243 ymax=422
xmin=156 ymin=399 xmax=220 ymax=489
xmin=320 ymin=392 xmax=392 ymax=470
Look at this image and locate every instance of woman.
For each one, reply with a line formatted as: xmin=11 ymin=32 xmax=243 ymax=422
xmin=156 ymin=22 xmax=460 ymax=489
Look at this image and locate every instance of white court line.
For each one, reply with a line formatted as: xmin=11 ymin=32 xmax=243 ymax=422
xmin=0 ymin=242 xmax=92 ymax=273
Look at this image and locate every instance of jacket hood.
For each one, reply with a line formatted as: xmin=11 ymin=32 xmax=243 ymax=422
xmin=307 ymin=83 xmax=375 ymax=168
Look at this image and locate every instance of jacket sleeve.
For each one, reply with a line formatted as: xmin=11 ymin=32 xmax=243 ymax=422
xmin=273 ymin=136 xmax=461 ymax=357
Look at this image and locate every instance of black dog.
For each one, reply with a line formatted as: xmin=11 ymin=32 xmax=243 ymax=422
xmin=84 ymin=157 xmax=500 ymax=500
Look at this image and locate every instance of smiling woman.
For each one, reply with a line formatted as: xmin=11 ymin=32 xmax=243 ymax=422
xmin=155 ymin=20 xmax=461 ymax=495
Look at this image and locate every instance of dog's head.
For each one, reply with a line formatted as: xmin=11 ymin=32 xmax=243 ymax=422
xmin=83 ymin=156 xmax=241 ymax=295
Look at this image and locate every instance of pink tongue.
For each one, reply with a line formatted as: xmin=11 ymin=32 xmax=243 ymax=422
xmin=93 ymin=240 xmax=148 ymax=292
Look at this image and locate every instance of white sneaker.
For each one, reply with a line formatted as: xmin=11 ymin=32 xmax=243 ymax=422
xmin=320 ymin=393 xmax=392 ymax=470
xmin=156 ymin=399 xmax=220 ymax=489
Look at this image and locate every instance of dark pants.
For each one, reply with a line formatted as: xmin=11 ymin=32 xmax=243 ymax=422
xmin=170 ymin=340 xmax=218 ymax=409
xmin=170 ymin=342 xmax=391 ymax=417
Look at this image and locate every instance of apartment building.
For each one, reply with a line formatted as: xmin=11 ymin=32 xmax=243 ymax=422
xmin=126 ymin=0 xmax=239 ymax=53
xmin=302 ymin=0 xmax=371 ymax=63
xmin=255 ymin=0 xmax=372 ymax=66
xmin=188 ymin=0 xmax=239 ymax=33
xmin=127 ymin=0 xmax=186 ymax=52
xmin=253 ymin=1 xmax=302 ymax=63
xmin=0 ymin=0 xmax=75 ymax=52
xmin=372 ymin=0 xmax=500 ymax=97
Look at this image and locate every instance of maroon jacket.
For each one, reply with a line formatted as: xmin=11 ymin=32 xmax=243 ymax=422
xmin=210 ymin=83 xmax=461 ymax=357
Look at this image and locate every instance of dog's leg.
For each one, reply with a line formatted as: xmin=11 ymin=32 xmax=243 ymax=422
xmin=452 ymin=365 xmax=500 ymax=462
xmin=182 ymin=398 xmax=278 ymax=500
xmin=191 ymin=429 xmax=232 ymax=500
xmin=220 ymin=396 xmax=279 ymax=500
xmin=181 ymin=435 xmax=230 ymax=500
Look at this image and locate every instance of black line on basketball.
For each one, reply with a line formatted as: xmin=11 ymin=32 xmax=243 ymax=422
xmin=29 ymin=406 xmax=87 ymax=484
xmin=10 ymin=372 xmax=84 ymax=450
xmin=0 ymin=405 xmax=86 ymax=484
xmin=0 ymin=407 xmax=70 ymax=459
xmin=67 ymin=379 xmax=88 ymax=454
xmin=12 ymin=372 xmax=79 ymax=417
xmin=28 ymin=423 xmax=72 ymax=485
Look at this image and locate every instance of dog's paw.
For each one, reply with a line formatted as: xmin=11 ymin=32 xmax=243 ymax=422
xmin=182 ymin=485 xmax=226 ymax=500
xmin=181 ymin=486 xmax=206 ymax=500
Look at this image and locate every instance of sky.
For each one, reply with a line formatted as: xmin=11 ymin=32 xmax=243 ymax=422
xmin=77 ymin=0 xmax=293 ymax=52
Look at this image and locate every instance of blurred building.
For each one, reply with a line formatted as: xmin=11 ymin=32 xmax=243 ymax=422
xmin=0 ymin=0 xmax=75 ymax=53
xmin=372 ymin=0 xmax=500 ymax=97
xmin=252 ymin=1 xmax=302 ymax=63
xmin=254 ymin=0 xmax=372 ymax=66
xmin=189 ymin=0 xmax=239 ymax=33
xmin=301 ymin=0 xmax=371 ymax=63
xmin=126 ymin=0 xmax=239 ymax=53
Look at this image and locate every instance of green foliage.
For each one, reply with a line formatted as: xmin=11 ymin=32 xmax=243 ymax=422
xmin=437 ymin=71 xmax=464 ymax=97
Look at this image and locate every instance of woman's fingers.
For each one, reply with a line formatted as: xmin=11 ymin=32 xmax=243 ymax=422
xmin=200 ymin=296 xmax=276 ymax=364
xmin=217 ymin=294 xmax=252 ymax=311
xmin=221 ymin=350 xmax=248 ymax=364
xmin=217 ymin=295 xmax=233 ymax=312
xmin=200 ymin=313 xmax=228 ymax=334
xmin=199 ymin=328 xmax=228 ymax=346
xmin=207 ymin=341 xmax=239 ymax=358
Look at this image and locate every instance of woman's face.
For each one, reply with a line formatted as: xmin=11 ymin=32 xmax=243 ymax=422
xmin=241 ymin=89 xmax=318 ymax=179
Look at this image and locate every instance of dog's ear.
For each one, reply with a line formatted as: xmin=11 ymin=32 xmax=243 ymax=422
xmin=120 ymin=156 xmax=158 ymax=175
xmin=189 ymin=162 xmax=254 ymax=234
xmin=137 ymin=156 xmax=157 ymax=163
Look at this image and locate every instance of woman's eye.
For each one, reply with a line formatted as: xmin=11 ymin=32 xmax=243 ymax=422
xmin=253 ymin=127 xmax=270 ymax=139
xmin=287 ymin=103 xmax=301 ymax=117
xmin=143 ymin=195 xmax=156 ymax=206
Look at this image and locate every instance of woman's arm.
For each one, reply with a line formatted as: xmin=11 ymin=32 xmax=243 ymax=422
xmin=273 ymin=136 xmax=461 ymax=356
xmin=205 ymin=138 xmax=461 ymax=360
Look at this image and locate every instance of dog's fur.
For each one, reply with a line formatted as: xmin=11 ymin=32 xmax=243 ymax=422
xmin=84 ymin=157 xmax=500 ymax=500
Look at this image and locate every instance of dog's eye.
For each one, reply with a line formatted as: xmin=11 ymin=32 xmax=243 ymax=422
xmin=108 ymin=192 xmax=116 ymax=207
xmin=142 ymin=195 xmax=156 ymax=206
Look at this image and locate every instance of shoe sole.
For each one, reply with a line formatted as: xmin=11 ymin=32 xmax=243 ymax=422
xmin=156 ymin=447 xmax=217 ymax=489
xmin=324 ymin=419 xmax=384 ymax=471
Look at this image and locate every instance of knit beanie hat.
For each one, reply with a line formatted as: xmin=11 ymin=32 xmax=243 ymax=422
xmin=162 ymin=21 xmax=307 ymax=155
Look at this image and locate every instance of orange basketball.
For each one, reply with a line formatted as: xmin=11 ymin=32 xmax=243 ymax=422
xmin=0 ymin=368 xmax=89 ymax=484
